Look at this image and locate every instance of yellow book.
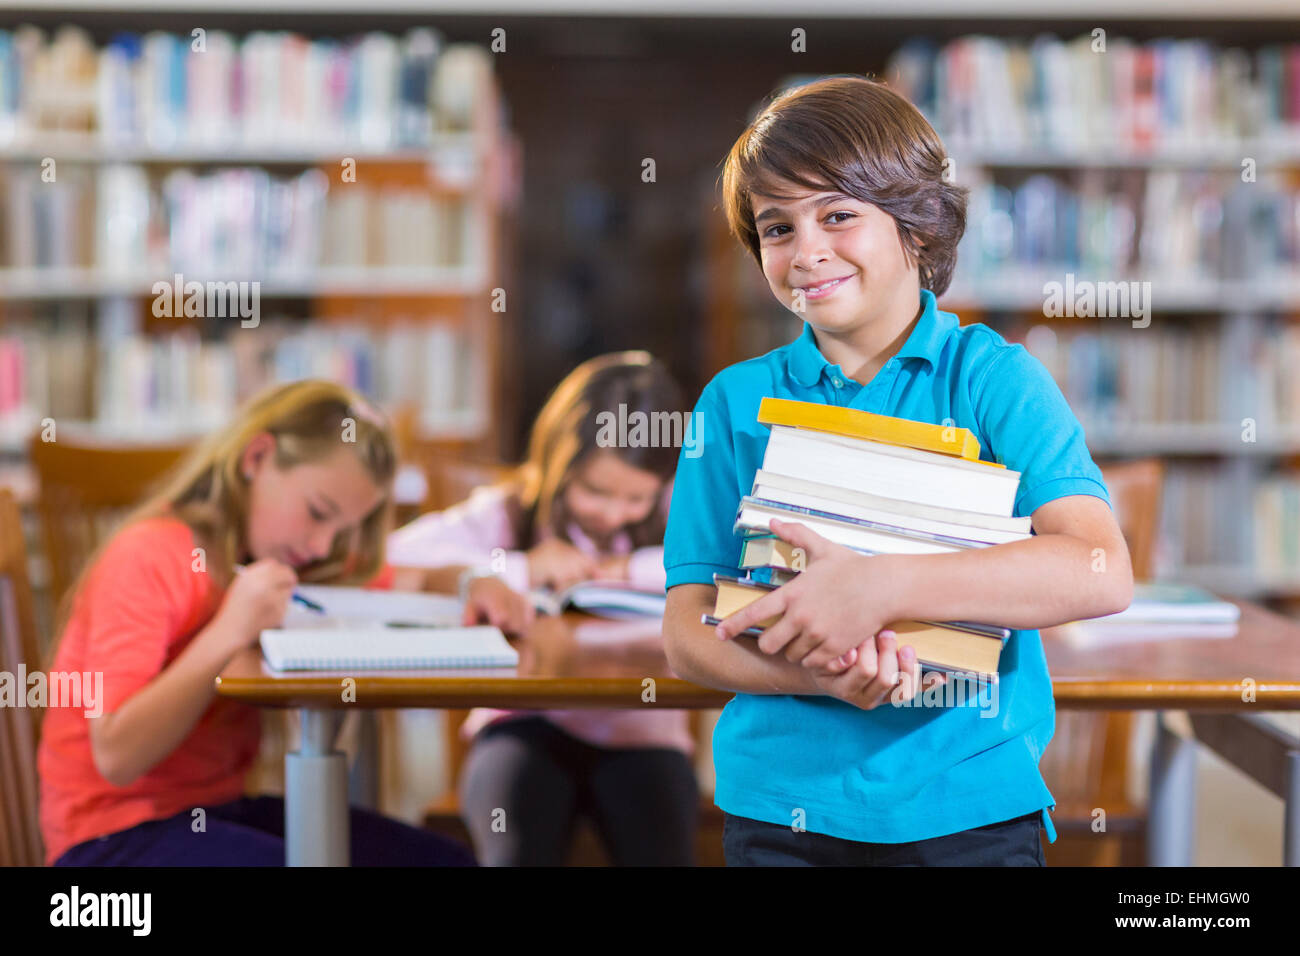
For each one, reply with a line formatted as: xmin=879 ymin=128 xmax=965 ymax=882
xmin=758 ymin=396 xmax=990 ymax=464
xmin=708 ymin=576 xmax=1005 ymax=680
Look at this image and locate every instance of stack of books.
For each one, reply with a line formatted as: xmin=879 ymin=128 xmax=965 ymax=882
xmin=705 ymin=398 xmax=1035 ymax=682
xmin=1059 ymin=582 xmax=1240 ymax=649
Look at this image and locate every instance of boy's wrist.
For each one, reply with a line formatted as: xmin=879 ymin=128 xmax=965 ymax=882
xmin=856 ymin=552 xmax=913 ymax=622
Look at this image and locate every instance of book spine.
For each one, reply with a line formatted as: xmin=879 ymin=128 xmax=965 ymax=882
xmin=745 ymin=496 xmax=991 ymax=550
xmin=702 ymin=615 xmax=998 ymax=685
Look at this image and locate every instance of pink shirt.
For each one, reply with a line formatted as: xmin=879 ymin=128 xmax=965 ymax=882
xmin=387 ymin=483 xmax=693 ymax=754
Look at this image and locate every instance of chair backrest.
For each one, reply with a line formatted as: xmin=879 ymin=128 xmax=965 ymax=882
xmin=1099 ymin=458 xmax=1164 ymax=581
xmin=422 ymin=456 xmax=515 ymax=513
xmin=27 ymin=435 xmax=192 ymax=608
xmin=0 ymin=488 xmax=44 ymax=866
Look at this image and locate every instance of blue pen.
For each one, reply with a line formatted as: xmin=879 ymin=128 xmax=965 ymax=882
xmin=233 ymin=565 xmax=327 ymax=614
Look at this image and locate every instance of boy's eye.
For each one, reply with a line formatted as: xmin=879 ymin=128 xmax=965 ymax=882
xmin=761 ymin=224 xmax=791 ymax=239
xmin=308 ymin=504 xmax=327 ymax=522
xmin=827 ymin=211 xmax=855 ymax=224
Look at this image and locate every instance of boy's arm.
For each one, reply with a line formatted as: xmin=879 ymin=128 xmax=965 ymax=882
xmin=888 ymin=493 xmax=1133 ymax=630
xmin=717 ymin=495 xmax=1133 ymax=672
xmin=663 ymin=583 xmax=821 ymax=695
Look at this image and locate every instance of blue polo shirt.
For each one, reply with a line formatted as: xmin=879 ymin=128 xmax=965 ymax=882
xmin=664 ymin=288 xmax=1111 ymax=845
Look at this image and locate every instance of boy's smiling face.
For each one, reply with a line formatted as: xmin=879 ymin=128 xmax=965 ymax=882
xmin=752 ymin=181 xmax=920 ymax=339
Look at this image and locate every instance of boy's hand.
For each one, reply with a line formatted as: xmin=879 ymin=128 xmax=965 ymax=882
xmin=810 ymin=630 xmax=947 ymax=709
xmin=715 ymin=518 xmax=904 ymax=671
xmin=464 ymin=576 xmax=535 ymax=635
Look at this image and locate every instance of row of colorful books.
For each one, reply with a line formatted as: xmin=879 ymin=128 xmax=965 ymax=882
xmin=953 ymin=170 xmax=1299 ymax=284
xmin=1015 ymin=320 xmax=1300 ymax=433
xmin=2 ymin=163 xmax=468 ymax=274
xmin=0 ymin=317 xmax=484 ymax=447
xmin=887 ymin=34 xmax=1300 ymax=154
xmin=0 ymin=26 xmax=492 ymax=149
xmin=704 ymin=398 xmax=1036 ymax=683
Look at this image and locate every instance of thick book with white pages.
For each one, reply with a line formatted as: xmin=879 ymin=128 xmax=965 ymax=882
xmin=762 ymin=425 xmax=1021 ymax=517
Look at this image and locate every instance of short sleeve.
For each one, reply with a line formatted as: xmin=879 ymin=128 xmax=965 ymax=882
xmin=972 ymin=344 xmax=1111 ymax=518
xmin=75 ymin=521 xmax=208 ymax=714
xmin=663 ymin=386 xmax=746 ymax=587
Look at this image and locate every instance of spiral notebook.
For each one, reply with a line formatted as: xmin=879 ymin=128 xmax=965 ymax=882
xmin=260 ymin=626 xmax=518 ymax=671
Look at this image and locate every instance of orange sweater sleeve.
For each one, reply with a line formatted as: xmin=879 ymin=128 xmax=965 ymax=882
xmin=69 ymin=518 xmax=216 ymax=714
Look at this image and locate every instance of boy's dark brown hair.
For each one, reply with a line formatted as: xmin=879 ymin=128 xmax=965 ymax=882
xmin=722 ymin=75 xmax=968 ymax=296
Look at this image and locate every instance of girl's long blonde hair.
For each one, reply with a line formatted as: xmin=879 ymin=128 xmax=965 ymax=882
xmin=45 ymin=380 xmax=396 ymax=670
xmin=143 ymin=379 xmax=398 ymax=588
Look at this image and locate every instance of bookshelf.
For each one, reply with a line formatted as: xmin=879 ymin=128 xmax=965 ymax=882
xmin=701 ymin=30 xmax=1300 ymax=601
xmin=0 ymin=22 xmax=520 ymax=473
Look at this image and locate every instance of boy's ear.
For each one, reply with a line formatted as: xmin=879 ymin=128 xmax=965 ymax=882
xmin=239 ymin=431 xmax=276 ymax=480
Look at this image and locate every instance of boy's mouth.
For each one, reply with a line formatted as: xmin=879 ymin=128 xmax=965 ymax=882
xmin=795 ymin=274 xmax=853 ymax=300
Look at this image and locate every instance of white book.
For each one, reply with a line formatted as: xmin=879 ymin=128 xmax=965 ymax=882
xmin=735 ymin=498 xmax=967 ymax=556
xmin=752 ymin=471 xmax=1031 ymax=543
xmin=260 ymin=626 xmax=516 ymax=671
xmin=762 ymin=425 xmax=1021 ymax=517
xmin=1059 ymin=620 xmax=1237 ymax=650
xmin=282 ymin=584 xmax=463 ymax=628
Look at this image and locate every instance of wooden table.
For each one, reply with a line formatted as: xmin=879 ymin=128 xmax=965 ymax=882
xmin=216 ymin=602 xmax=1300 ymax=866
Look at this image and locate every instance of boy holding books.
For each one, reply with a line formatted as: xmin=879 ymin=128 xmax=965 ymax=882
xmin=662 ymin=76 xmax=1134 ymax=866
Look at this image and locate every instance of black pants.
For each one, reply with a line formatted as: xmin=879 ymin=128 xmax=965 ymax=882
xmin=723 ymin=810 xmax=1046 ymax=866
xmin=458 ymin=716 xmax=698 ymax=866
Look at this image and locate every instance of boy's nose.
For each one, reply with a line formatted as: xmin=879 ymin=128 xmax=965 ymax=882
xmin=791 ymin=239 xmax=831 ymax=272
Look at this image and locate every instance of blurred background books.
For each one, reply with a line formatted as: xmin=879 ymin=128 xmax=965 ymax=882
xmin=2 ymin=2 xmax=1299 ymax=866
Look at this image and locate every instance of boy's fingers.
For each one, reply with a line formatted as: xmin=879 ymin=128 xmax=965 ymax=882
xmin=802 ymin=640 xmax=859 ymax=671
xmin=753 ymin=611 xmax=800 ymax=654
xmin=890 ymin=645 xmax=921 ymax=704
xmin=720 ymin=587 xmax=788 ymax=642
xmin=860 ymin=632 xmax=900 ymax=708
xmin=768 ymin=518 xmax=831 ymax=564
xmin=821 ymin=647 xmax=857 ymax=674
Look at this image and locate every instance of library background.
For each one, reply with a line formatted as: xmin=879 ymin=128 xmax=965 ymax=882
xmin=1 ymin=2 xmax=1299 ymax=867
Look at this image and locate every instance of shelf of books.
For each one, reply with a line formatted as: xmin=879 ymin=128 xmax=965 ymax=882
xmin=702 ymin=31 xmax=1300 ymax=603
xmin=0 ymin=24 xmax=520 ymax=476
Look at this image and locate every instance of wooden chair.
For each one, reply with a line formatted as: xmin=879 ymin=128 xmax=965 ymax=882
xmin=0 ymin=488 xmax=45 ymax=866
xmin=1041 ymin=457 xmax=1164 ymax=866
xmin=27 ymin=434 xmax=192 ymax=608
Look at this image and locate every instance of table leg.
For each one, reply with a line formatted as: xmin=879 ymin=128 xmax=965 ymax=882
xmin=1148 ymin=711 xmax=1197 ymax=867
xmin=1186 ymin=713 xmax=1300 ymax=867
xmin=285 ymin=709 xmax=349 ymax=867
xmin=1287 ymin=749 xmax=1300 ymax=867
xmin=347 ymin=710 xmax=381 ymax=811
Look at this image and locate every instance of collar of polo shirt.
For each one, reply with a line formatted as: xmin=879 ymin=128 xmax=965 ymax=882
xmin=786 ymin=288 xmax=958 ymax=387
